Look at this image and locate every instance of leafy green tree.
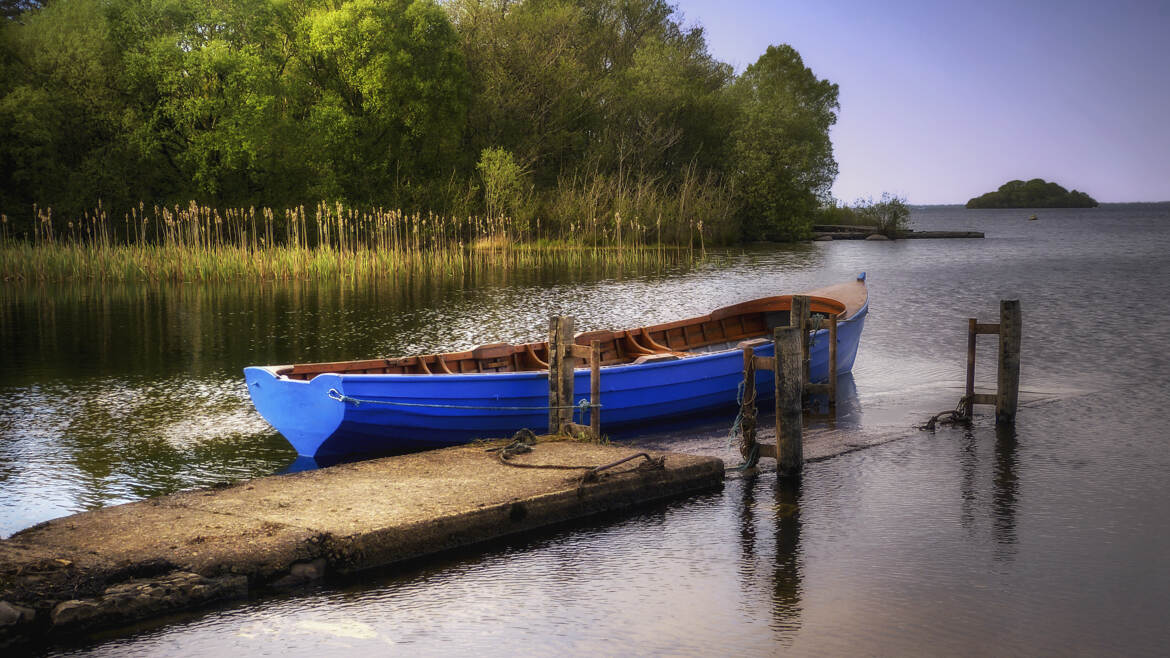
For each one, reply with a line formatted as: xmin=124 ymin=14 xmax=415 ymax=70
xmin=106 ymin=0 xmax=298 ymax=204
xmin=729 ymin=44 xmax=838 ymax=240
xmin=448 ymin=0 xmax=596 ymax=184
xmin=477 ymin=146 xmax=527 ymax=226
xmin=855 ymin=193 xmax=910 ymax=236
xmin=0 ymin=0 xmax=142 ymax=221
xmin=297 ymin=0 xmax=471 ymax=205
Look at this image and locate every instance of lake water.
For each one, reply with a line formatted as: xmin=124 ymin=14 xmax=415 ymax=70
xmin=3 ymin=204 xmax=1170 ymax=655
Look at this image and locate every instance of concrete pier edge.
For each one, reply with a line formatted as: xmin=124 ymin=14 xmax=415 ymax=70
xmin=0 ymin=441 xmax=723 ymax=646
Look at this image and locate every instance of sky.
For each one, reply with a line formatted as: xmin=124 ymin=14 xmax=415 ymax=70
xmin=671 ymin=0 xmax=1170 ymax=204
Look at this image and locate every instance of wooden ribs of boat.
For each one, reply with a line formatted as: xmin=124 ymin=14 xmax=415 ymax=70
xmin=279 ymin=283 xmax=861 ymax=381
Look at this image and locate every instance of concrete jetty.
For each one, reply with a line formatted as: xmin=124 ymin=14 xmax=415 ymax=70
xmin=0 ymin=441 xmax=723 ymax=644
xmin=811 ymin=224 xmax=984 ymax=240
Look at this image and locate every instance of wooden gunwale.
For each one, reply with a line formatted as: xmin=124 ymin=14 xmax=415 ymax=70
xmin=278 ymin=285 xmax=860 ymax=380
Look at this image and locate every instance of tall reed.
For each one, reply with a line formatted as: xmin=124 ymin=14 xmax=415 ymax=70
xmin=0 ymin=201 xmax=701 ymax=282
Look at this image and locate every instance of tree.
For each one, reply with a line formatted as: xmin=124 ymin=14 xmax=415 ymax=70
xmin=296 ymin=0 xmax=471 ymax=205
xmin=106 ymin=0 xmax=299 ymax=204
xmin=0 ymin=0 xmax=143 ymax=220
xmin=728 ymin=44 xmax=838 ymax=240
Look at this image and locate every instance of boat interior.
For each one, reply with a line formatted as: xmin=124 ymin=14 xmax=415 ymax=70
xmin=278 ymin=294 xmax=849 ymax=380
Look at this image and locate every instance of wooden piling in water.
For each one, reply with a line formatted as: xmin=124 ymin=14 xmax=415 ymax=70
xmin=549 ymin=317 xmax=604 ymax=439
xmin=960 ymin=300 xmax=1022 ymax=425
xmin=548 ymin=316 xmax=575 ymax=434
xmin=791 ymin=295 xmax=811 ymax=389
xmin=996 ymin=300 xmax=1022 ymax=424
xmin=590 ymin=339 xmax=602 ymax=438
xmin=774 ymin=325 xmax=804 ymax=476
xmin=965 ymin=317 xmax=977 ymax=417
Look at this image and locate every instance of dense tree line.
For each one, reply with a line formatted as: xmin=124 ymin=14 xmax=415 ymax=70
xmin=966 ymin=179 xmax=1098 ymax=209
xmin=1 ymin=0 xmax=840 ymax=243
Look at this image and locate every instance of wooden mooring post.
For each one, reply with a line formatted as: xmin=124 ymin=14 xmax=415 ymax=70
xmin=962 ymin=300 xmax=1022 ymax=424
xmin=738 ymin=325 xmax=805 ymax=477
xmin=547 ymin=316 xmax=603 ymax=438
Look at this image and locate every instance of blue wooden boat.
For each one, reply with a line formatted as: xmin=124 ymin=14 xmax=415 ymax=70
xmin=245 ymin=275 xmax=868 ymax=457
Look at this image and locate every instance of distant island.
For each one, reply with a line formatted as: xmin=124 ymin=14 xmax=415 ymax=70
xmin=967 ymin=179 xmax=1098 ymax=208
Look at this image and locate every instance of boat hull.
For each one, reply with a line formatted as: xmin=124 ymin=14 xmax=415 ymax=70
xmin=245 ymin=302 xmax=867 ymax=458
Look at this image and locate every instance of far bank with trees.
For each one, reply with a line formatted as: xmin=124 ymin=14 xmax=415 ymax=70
xmin=1 ymin=0 xmax=844 ymax=255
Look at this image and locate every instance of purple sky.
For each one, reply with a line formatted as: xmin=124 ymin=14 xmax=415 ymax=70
xmin=672 ymin=0 xmax=1170 ymax=204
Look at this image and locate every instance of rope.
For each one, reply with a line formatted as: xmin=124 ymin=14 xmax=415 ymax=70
xmin=734 ymin=441 xmax=761 ymax=471
xmin=327 ymin=388 xmax=599 ymax=413
xmin=726 ymin=377 xmax=763 ymax=471
xmin=725 ymin=379 xmax=748 ymax=451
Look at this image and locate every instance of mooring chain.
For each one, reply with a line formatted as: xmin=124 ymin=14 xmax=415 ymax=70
xmin=486 ymin=430 xmax=665 ymax=495
xmin=920 ymin=395 xmax=973 ymax=431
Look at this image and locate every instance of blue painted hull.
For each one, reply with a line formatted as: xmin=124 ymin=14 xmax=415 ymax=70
xmin=246 ymin=303 xmax=867 ymax=458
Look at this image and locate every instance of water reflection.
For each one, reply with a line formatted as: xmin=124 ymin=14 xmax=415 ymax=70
xmin=992 ymin=423 xmax=1019 ymax=559
xmin=956 ymin=422 xmax=1020 ymax=562
xmin=771 ymin=477 xmax=804 ymax=641
xmin=736 ymin=474 xmax=805 ymax=647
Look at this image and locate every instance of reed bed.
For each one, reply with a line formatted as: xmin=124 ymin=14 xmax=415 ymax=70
xmin=0 ymin=202 xmax=701 ymax=282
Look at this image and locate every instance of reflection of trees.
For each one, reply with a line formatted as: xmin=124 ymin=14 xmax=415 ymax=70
xmin=736 ymin=474 xmax=804 ymax=646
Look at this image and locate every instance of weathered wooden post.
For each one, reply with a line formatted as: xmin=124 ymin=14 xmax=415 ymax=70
xmin=965 ymin=317 xmax=977 ymax=418
xmin=775 ymin=326 xmax=804 ymax=476
xmin=957 ymin=300 xmax=1022 ymax=425
xmin=791 ymin=295 xmax=811 ymax=388
xmin=547 ymin=316 xmax=575 ymax=435
xmin=996 ymin=300 xmax=1022 ymax=424
xmin=590 ymin=339 xmax=602 ymax=438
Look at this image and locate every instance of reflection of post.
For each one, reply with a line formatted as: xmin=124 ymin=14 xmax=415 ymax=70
xmin=992 ymin=423 xmax=1019 ymax=557
xmin=772 ymin=477 xmax=804 ymax=640
xmin=958 ymin=429 xmax=978 ymax=531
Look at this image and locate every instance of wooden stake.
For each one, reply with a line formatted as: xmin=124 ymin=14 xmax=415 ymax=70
xmin=791 ymin=295 xmax=811 ymax=389
xmin=775 ymin=326 xmax=803 ymax=476
xmin=965 ymin=317 xmax=977 ymax=417
xmin=547 ymin=316 xmax=575 ymax=435
xmin=996 ymin=300 xmax=1022 ymax=424
xmin=590 ymin=339 xmax=602 ymax=438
